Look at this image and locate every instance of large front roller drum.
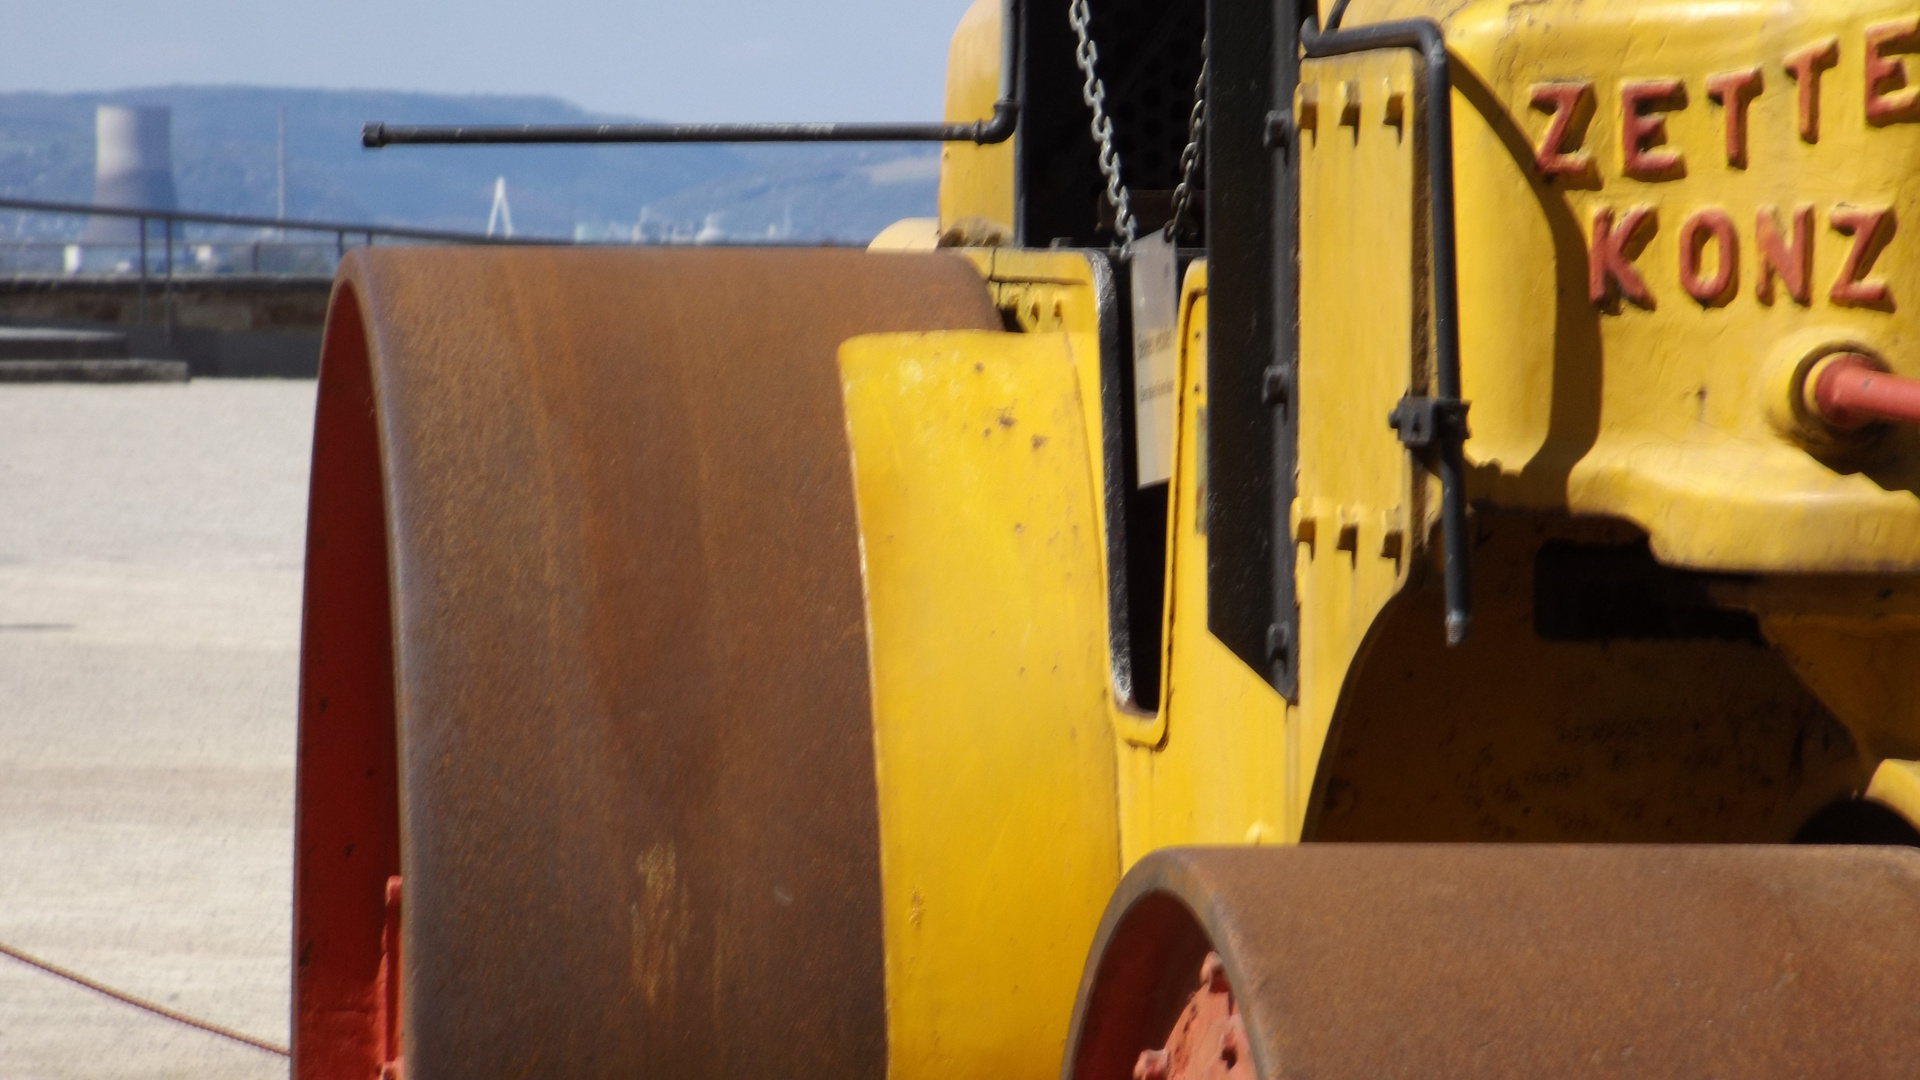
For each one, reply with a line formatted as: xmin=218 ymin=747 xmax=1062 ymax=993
xmin=1064 ymin=845 xmax=1920 ymax=1079
xmin=292 ymin=247 xmax=1001 ymax=1079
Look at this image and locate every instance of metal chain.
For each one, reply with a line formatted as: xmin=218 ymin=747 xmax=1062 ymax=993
xmin=1068 ymin=0 xmax=1137 ymax=250
xmin=1166 ymin=34 xmax=1208 ymax=242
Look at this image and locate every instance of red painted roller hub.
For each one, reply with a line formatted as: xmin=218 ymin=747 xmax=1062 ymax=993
xmin=1132 ymin=954 xmax=1252 ymax=1080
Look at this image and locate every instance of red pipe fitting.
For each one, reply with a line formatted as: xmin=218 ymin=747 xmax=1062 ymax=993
xmin=1809 ymin=353 xmax=1920 ymax=429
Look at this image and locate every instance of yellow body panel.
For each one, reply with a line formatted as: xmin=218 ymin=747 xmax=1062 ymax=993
xmin=1115 ymin=263 xmax=1294 ymax=860
xmin=959 ymin=246 xmax=1175 ymax=748
xmin=1356 ymin=0 xmax=1920 ymax=571
xmin=938 ymin=0 xmax=1015 ymax=240
xmin=835 ymin=3 xmax=1920 ymax=1072
xmin=840 ymin=329 xmax=1121 ymax=1080
xmin=1290 ymin=48 xmax=1434 ymax=838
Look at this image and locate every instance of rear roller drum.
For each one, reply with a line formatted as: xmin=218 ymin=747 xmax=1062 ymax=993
xmin=1064 ymin=845 xmax=1920 ymax=1079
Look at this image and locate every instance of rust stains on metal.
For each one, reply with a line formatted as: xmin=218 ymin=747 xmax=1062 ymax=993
xmin=295 ymin=247 xmax=999 ymax=1079
xmin=1067 ymin=845 xmax=1920 ymax=1080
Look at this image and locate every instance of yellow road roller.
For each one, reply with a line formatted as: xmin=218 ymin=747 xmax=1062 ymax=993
xmin=295 ymin=1 xmax=1920 ymax=1076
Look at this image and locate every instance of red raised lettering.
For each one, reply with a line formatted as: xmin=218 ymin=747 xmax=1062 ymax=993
xmin=1679 ymin=209 xmax=1738 ymax=304
xmin=1866 ymin=18 xmax=1920 ymax=125
xmin=1591 ymin=205 xmax=1657 ymax=308
xmin=1705 ymin=67 xmax=1762 ymax=167
xmin=1529 ymin=81 xmax=1595 ymax=176
xmin=1621 ymin=80 xmax=1686 ymax=179
xmin=1756 ymin=204 xmax=1815 ymax=306
xmin=1831 ymin=206 xmax=1896 ymax=308
xmin=1785 ymin=37 xmax=1840 ymax=142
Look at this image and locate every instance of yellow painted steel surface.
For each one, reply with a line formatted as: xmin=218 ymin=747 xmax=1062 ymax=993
xmin=1354 ymin=0 xmax=1920 ymax=571
xmin=840 ymin=327 xmax=1121 ymax=1080
xmin=938 ymin=0 xmax=1015 ymax=240
xmin=835 ymin=3 xmax=1920 ymax=1070
xmin=1868 ymin=758 xmax=1920 ymax=826
xmin=1289 ymin=48 xmax=1435 ymax=843
xmin=1113 ymin=262 xmax=1293 ymax=862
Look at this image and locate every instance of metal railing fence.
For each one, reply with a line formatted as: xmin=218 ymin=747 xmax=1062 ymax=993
xmin=0 ymin=194 xmax=558 ymax=339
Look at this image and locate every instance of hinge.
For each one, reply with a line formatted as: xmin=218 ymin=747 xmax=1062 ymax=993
xmin=1386 ymin=395 xmax=1469 ymax=450
xmin=1263 ymin=110 xmax=1292 ymax=150
xmin=1261 ymin=362 xmax=1293 ymax=407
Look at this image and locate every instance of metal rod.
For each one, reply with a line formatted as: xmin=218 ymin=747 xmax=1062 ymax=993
xmin=1812 ymin=354 xmax=1920 ymax=428
xmin=364 ymin=114 xmax=1018 ymax=147
xmin=1303 ymin=13 xmax=1472 ymax=646
xmin=137 ymin=216 xmax=148 ymax=324
xmin=364 ymin=1 xmax=1022 ymax=149
xmin=0 ymin=194 xmax=537 ymax=246
xmin=163 ymin=219 xmax=174 ymax=344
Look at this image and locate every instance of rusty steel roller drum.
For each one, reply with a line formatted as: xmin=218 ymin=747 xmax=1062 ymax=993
xmin=1064 ymin=845 xmax=1920 ymax=1080
xmin=293 ymin=247 xmax=1001 ymax=1080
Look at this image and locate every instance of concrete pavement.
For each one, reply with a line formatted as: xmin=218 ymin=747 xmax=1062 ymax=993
xmin=0 ymin=381 xmax=313 ymax=1079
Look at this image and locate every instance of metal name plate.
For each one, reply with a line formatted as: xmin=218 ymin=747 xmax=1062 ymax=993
xmin=1130 ymin=233 xmax=1180 ymax=487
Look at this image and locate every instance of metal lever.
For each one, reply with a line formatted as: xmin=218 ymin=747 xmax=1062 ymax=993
xmin=1809 ymin=353 xmax=1920 ymax=429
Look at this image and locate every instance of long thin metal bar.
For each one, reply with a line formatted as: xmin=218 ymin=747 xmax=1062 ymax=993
xmin=1303 ymin=13 xmax=1472 ymax=645
xmin=137 ymin=216 xmax=148 ymax=323
xmin=364 ymin=114 xmax=1017 ymax=147
xmin=163 ymin=220 xmax=175 ymax=343
xmin=365 ymin=1 xmax=1022 ymax=149
xmin=0 ymin=194 xmax=535 ymax=246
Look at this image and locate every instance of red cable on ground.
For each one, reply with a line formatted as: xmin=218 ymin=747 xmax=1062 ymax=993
xmin=0 ymin=938 xmax=290 ymax=1057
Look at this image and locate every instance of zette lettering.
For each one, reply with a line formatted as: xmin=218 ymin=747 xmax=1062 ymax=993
xmin=1529 ymin=81 xmax=1595 ymax=176
xmin=1529 ymin=28 xmax=1920 ymax=179
xmin=1784 ymin=37 xmax=1840 ymax=142
xmin=1705 ymin=67 xmax=1761 ymax=167
xmin=1621 ymin=80 xmax=1687 ymax=178
xmin=1527 ymin=29 xmax=1917 ymax=318
xmin=1866 ymin=18 xmax=1920 ymax=125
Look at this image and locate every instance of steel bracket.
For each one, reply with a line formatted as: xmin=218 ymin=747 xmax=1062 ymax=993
xmin=1387 ymin=395 xmax=1469 ymax=451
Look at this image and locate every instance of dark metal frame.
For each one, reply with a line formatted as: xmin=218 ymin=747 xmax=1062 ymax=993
xmin=1203 ymin=0 xmax=1291 ymax=693
xmin=1087 ymin=252 xmax=1153 ymax=713
xmin=364 ymin=1 xmax=1023 ymax=149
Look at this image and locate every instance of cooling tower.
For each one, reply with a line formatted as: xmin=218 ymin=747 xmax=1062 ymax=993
xmin=83 ymin=105 xmax=178 ymax=244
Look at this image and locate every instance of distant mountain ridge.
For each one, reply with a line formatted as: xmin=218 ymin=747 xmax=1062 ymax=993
xmin=0 ymin=86 xmax=939 ymax=242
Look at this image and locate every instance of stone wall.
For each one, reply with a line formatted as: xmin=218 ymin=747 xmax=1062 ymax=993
xmin=0 ymin=276 xmax=332 ymax=376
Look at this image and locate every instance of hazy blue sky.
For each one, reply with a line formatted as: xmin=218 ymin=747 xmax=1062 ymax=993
xmin=2 ymin=1 xmax=980 ymax=121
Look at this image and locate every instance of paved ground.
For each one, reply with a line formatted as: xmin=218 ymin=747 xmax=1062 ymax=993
xmin=0 ymin=381 xmax=314 ymax=1079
